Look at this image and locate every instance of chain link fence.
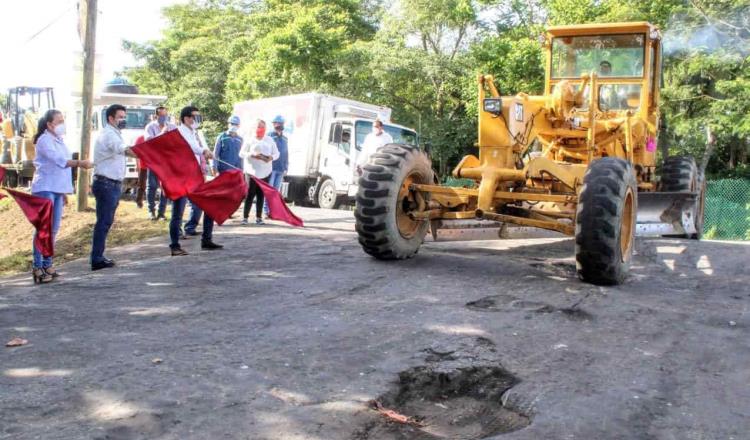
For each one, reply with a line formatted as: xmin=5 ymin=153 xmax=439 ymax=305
xmin=703 ymin=179 xmax=750 ymax=241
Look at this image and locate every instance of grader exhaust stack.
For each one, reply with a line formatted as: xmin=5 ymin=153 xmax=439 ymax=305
xmin=354 ymin=22 xmax=706 ymax=285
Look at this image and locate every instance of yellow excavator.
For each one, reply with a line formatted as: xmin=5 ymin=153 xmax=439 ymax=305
xmin=354 ymin=22 xmax=706 ymax=285
xmin=1 ymin=86 xmax=56 ymax=187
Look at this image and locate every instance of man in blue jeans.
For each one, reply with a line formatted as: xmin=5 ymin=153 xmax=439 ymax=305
xmin=265 ymin=115 xmax=288 ymax=216
xmin=169 ymin=105 xmax=222 ymax=256
xmin=143 ymin=106 xmax=176 ymax=220
xmin=90 ymin=104 xmax=134 ymax=271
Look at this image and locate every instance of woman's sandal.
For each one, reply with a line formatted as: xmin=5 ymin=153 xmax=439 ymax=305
xmin=32 ymin=268 xmax=53 ymax=284
xmin=44 ymin=267 xmax=60 ymax=278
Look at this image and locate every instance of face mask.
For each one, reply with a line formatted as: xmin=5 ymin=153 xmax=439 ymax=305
xmin=228 ymin=125 xmax=239 ymax=134
xmin=256 ymin=127 xmax=266 ymax=138
xmin=53 ymin=123 xmax=66 ymax=137
xmin=157 ymin=115 xmax=168 ymax=124
xmin=116 ymin=119 xmax=127 ymax=130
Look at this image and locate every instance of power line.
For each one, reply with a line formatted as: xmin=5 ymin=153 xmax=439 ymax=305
xmin=24 ymin=2 xmax=77 ymax=45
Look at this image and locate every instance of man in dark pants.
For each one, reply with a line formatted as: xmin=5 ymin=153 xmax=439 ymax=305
xmin=169 ymin=106 xmax=222 ymax=256
xmin=143 ymin=106 xmax=176 ymax=220
xmin=90 ymin=104 xmax=133 ymax=270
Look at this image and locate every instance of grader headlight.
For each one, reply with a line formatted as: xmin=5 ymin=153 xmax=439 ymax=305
xmin=483 ymin=98 xmax=503 ymax=116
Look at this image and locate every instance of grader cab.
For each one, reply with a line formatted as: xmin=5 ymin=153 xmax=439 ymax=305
xmin=354 ymin=22 xmax=706 ymax=285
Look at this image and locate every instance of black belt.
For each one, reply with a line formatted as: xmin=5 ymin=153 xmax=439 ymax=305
xmin=93 ymin=175 xmax=122 ymax=184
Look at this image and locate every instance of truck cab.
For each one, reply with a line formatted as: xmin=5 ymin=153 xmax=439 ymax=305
xmin=322 ymin=118 xmax=418 ymax=205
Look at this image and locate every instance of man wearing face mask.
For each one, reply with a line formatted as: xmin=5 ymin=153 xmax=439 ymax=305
xmin=264 ymin=115 xmax=288 ymax=218
xmin=143 ymin=106 xmax=176 ymax=220
xmin=90 ymin=104 xmax=134 ymax=271
xmin=170 ymin=105 xmax=221 ymax=256
xmin=356 ymin=119 xmax=393 ymax=176
xmin=213 ymin=115 xmax=243 ymax=174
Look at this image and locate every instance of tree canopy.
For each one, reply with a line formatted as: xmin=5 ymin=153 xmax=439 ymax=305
xmin=124 ymin=0 xmax=750 ymax=178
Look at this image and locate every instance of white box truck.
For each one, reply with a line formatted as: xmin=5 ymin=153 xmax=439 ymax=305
xmin=70 ymin=79 xmax=167 ymax=194
xmin=233 ymin=93 xmax=418 ymax=208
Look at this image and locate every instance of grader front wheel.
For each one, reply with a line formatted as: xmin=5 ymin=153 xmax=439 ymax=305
xmin=575 ymin=157 xmax=638 ymax=285
xmin=355 ymin=144 xmax=434 ymax=260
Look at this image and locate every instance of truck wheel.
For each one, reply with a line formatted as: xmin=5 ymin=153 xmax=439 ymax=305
xmin=355 ymin=143 xmax=433 ymax=260
xmin=660 ymin=156 xmax=704 ymax=239
xmin=317 ymin=179 xmax=338 ymax=209
xmin=575 ymin=157 xmax=637 ymax=285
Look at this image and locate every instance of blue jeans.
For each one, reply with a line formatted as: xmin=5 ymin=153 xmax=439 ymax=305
xmin=146 ymin=170 xmax=166 ymax=215
xmin=169 ymin=197 xmax=213 ymax=248
xmin=31 ymin=191 xmax=65 ymax=269
xmin=184 ymin=199 xmax=202 ymax=234
xmin=264 ymin=171 xmax=284 ymax=215
xmin=91 ymin=177 xmax=122 ymax=264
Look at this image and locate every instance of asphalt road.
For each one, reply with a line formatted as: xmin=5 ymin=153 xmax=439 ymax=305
xmin=1 ymin=207 xmax=749 ymax=440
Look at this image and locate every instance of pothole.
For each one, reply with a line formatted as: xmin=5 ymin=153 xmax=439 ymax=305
xmin=466 ymin=295 xmax=593 ymax=322
xmin=354 ymin=366 xmax=530 ymax=439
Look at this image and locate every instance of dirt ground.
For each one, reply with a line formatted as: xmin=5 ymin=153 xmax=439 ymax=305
xmin=0 ymin=195 xmax=167 ymax=274
xmin=1 ymin=207 xmax=749 ymax=440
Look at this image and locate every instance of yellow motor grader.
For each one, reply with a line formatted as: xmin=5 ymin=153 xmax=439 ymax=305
xmin=355 ymin=22 xmax=706 ymax=285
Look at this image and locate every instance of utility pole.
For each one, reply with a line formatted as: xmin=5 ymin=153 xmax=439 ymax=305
xmin=77 ymin=0 xmax=97 ymax=211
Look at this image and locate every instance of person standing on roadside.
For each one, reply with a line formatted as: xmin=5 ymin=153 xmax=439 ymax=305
xmin=90 ymin=104 xmax=135 ymax=271
xmin=28 ymin=109 xmax=93 ymax=283
xmin=264 ymin=115 xmax=288 ymax=218
xmin=143 ymin=106 xmax=176 ymax=220
xmin=213 ymin=115 xmax=243 ymax=174
xmin=169 ymin=106 xmax=222 ymax=256
xmin=239 ymin=119 xmax=278 ymax=225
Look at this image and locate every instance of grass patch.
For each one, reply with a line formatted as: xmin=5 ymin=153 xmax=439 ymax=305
xmin=0 ymin=194 xmax=168 ymax=275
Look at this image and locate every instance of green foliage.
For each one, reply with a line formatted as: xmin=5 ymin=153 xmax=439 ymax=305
xmin=123 ymin=0 xmax=750 ymax=178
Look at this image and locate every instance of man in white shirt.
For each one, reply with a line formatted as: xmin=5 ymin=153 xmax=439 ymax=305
xmin=90 ymin=104 xmax=133 ymax=270
xmin=356 ymin=119 xmax=393 ymax=175
xmin=143 ymin=106 xmax=176 ymax=220
xmin=169 ymin=106 xmax=221 ymax=256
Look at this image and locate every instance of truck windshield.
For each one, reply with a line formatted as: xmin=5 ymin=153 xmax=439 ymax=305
xmin=100 ymin=108 xmax=153 ymax=129
xmin=355 ymin=121 xmax=418 ymax=150
xmin=551 ymin=34 xmax=645 ymax=78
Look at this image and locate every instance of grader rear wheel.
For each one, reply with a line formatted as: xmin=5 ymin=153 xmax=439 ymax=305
xmin=575 ymin=157 xmax=638 ymax=285
xmin=661 ymin=156 xmax=705 ymax=239
xmin=355 ymin=143 xmax=433 ymax=260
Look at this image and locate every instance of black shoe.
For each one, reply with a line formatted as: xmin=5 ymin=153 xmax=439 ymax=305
xmin=91 ymin=260 xmax=116 ymax=271
xmin=157 ymin=214 xmax=167 ymax=221
xmin=185 ymin=230 xmax=199 ymax=236
xmin=201 ymin=240 xmax=223 ymax=250
xmin=171 ymin=247 xmax=189 ymax=256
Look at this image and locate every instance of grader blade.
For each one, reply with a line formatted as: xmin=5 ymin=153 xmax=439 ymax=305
xmin=428 ymin=219 xmax=565 ymax=242
xmin=636 ymin=192 xmax=699 ymax=237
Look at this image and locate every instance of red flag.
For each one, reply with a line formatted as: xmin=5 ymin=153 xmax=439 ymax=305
xmin=187 ymin=170 xmax=247 ymax=225
xmin=5 ymin=189 xmax=54 ymax=257
xmin=251 ymin=176 xmax=304 ymax=227
xmin=131 ymin=129 xmax=203 ymax=200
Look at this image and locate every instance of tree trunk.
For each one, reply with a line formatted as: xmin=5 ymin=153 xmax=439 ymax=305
xmin=699 ymin=125 xmax=716 ymax=178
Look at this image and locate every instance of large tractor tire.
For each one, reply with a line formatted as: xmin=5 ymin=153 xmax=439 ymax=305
xmin=355 ymin=143 xmax=434 ymax=260
xmin=575 ymin=157 xmax=637 ymax=285
xmin=660 ymin=156 xmax=705 ymax=239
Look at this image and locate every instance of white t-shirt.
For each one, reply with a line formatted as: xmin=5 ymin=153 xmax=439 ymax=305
xmin=240 ymin=135 xmax=279 ymax=178
xmin=357 ymin=130 xmax=393 ymax=166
